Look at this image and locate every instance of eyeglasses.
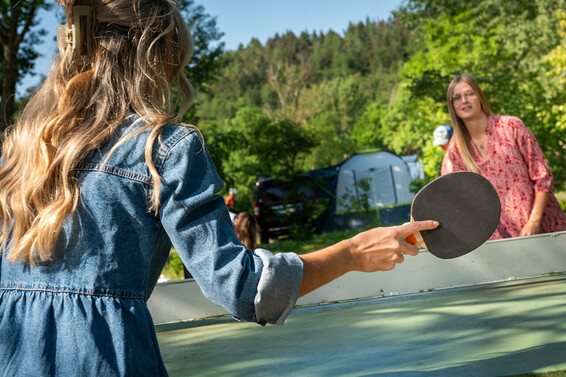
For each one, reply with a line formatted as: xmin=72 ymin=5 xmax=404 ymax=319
xmin=452 ymin=91 xmax=477 ymax=102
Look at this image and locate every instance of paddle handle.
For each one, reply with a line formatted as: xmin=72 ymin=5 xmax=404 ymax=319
xmin=405 ymin=230 xmax=427 ymax=250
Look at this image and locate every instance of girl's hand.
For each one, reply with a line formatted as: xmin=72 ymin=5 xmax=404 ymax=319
xmin=348 ymin=220 xmax=439 ymax=272
xmin=298 ymin=220 xmax=438 ymax=297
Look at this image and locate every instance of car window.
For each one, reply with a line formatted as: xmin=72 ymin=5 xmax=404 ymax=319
xmin=262 ymin=185 xmax=287 ymax=206
xmin=257 ymin=178 xmax=314 ymax=204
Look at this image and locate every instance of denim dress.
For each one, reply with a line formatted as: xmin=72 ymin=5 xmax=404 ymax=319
xmin=0 ymin=116 xmax=303 ymax=376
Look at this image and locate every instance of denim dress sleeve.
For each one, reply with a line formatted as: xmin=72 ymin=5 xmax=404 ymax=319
xmin=156 ymin=127 xmax=303 ymax=325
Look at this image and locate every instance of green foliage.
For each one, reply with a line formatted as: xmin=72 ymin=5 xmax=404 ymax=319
xmin=420 ymin=142 xmax=447 ymax=179
xmin=409 ymin=177 xmax=428 ymax=194
xmin=337 ymin=177 xmax=371 ymax=212
xmin=160 ymin=251 xmax=185 ymax=281
xmin=285 ymin=196 xmax=330 ymax=241
xmin=351 ymin=103 xmax=387 ymax=151
xmin=197 ymin=16 xmax=412 ymax=191
xmin=9 ymin=1 xmax=566 ymax=205
xmin=198 ymin=0 xmax=566 ymax=213
xmin=557 ymin=192 xmax=566 ymax=213
xmin=539 ymin=9 xmax=566 ymax=188
xmin=336 ymin=176 xmax=380 ymax=227
xmin=0 ymin=0 xmax=51 ymax=131
xmin=203 ymin=106 xmax=317 ymax=208
xmin=392 ymin=0 xmax=566 ymax=188
xmin=179 ymin=0 xmax=225 ymax=89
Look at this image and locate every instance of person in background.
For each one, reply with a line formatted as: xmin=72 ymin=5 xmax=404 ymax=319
xmin=225 ymin=188 xmax=238 ymax=222
xmin=433 ymin=125 xmax=453 ymax=152
xmin=0 ymin=1 xmax=438 ymax=376
xmin=234 ymin=212 xmax=260 ymax=249
xmin=225 ymin=187 xmax=238 ymax=210
xmin=442 ymin=74 xmax=566 ymax=239
xmin=434 ymin=124 xmax=454 ymax=173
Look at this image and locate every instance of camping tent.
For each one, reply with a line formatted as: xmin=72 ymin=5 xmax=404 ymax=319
xmin=334 ymin=150 xmax=415 ymax=213
xmin=254 ymin=150 xmax=418 ymax=239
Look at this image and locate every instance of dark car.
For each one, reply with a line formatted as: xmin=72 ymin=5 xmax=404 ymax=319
xmin=253 ymin=167 xmax=340 ymax=243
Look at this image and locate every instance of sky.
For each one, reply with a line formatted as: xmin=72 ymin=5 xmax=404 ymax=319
xmin=19 ymin=0 xmax=404 ymax=96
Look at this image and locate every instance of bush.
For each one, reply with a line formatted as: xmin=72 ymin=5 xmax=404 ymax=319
xmin=556 ymin=191 xmax=566 ymax=213
xmin=160 ymin=251 xmax=185 ymax=281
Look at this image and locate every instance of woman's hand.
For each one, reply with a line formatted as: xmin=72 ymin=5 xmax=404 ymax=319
xmin=298 ymin=220 xmax=438 ymax=296
xmin=520 ymin=192 xmax=548 ymax=237
xmin=520 ymin=219 xmax=541 ymax=237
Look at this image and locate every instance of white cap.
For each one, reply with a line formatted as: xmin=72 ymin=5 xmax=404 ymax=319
xmin=433 ymin=125 xmax=453 ymax=146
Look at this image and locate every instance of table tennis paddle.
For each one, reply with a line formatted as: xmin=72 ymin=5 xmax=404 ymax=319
xmin=405 ymin=171 xmax=501 ymax=259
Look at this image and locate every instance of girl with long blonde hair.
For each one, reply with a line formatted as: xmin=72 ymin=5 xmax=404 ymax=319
xmin=442 ymin=74 xmax=566 ymax=239
xmin=445 ymin=74 xmax=492 ymax=174
xmin=0 ymin=1 xmax=437 ymax=375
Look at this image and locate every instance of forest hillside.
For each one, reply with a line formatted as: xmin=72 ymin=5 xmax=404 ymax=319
xmin=184 ymin=0 xmax=566 ymax=211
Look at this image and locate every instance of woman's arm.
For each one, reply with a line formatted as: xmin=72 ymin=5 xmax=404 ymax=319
xmin=520 ymin=191 xmax=549 ymax=237
xmin=440 ymin=153 xmax=454 ymax=175
xmin=299 ymin=220 xmax=438 ymax=297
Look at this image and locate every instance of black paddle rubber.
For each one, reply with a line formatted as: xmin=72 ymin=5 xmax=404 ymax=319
xmin=410 ymin=171 xmax=501 ymax=259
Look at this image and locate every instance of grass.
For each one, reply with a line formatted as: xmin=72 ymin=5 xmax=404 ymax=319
xmin=259 ymin=228 xmax=364 ymax=254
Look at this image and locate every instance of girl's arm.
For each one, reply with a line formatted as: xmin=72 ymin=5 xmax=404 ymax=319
xmin=299 ymin=220 xmax=438 ymax=297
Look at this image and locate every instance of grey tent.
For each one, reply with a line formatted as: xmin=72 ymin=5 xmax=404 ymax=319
xmin=322 ymin=150 xmax=416 ymax=232
xmin=335 ymin=150 xmax=415 ymax=213
xmin=254 ymin=150 xmax=420 ymax=237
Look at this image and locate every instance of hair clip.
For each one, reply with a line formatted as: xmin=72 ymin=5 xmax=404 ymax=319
xmin=56 ymin=5 xmax=93 ymax=56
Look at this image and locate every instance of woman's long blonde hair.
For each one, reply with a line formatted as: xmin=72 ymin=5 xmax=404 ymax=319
xmin=0 ymin=0 xmax=195 ymax=265
xmin=446 ymin=74 xmax=492 ymax=174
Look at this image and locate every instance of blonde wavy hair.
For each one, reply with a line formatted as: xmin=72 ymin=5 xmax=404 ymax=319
xmin=446 ymin=74 xmax=492 ymax=174
xmin=0 ymin=0 xmax=195 ymax=265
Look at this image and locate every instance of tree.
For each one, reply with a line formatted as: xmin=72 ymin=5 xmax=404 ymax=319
xmin=539 ymin=8 xmax=566 ymax=187
xmin=194 ymin=0 xmax=566 ymax=196
xmin=351 ymin=103 xmax=387 ymax=151
xmin=177 ymin=0 xmax=225 ymax=123
xmin=0 ymin=0 xmax=50 ymax=133
xmin=0 ymin=0 xmax=225 ymax=133
xmin=384 ymin=0 xmax=566 ymax=184
xmin=205 ymin=107 xmax=317 ymax=208
xmin=299 ymin=75 xmax=371 ymax=169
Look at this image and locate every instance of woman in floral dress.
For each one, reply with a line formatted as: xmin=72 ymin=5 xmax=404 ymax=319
xmin=442 ymin=74 xmax=566 ymax=239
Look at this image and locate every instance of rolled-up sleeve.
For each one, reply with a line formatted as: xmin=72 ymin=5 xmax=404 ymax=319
xmin=253 ymin=249 xmax=302 ymax=325
xmin=156 ymin=127 xmax=302 ymax=324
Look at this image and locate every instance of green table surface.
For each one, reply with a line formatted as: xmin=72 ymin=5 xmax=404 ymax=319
xmin=156 ymin=274 xmax=566 ymax=377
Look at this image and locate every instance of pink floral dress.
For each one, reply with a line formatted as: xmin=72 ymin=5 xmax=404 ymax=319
xmin=442 ymin=115 xmax=566 ymax=239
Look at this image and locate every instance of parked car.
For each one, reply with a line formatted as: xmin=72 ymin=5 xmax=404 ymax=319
xmin=253 ymin=167 xmax=339 ymax=243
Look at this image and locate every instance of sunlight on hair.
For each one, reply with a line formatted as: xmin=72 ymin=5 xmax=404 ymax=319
xmin=0 ymin=0 xmax=197 ymax=265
